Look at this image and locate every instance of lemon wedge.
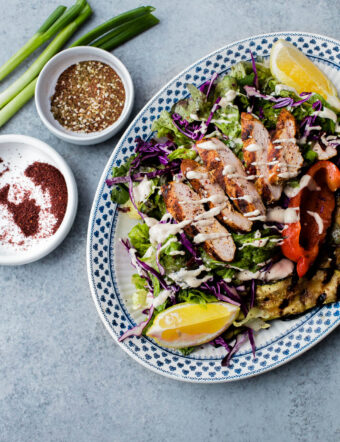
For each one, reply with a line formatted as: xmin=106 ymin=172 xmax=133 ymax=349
xmin=270 ymin=39 xmax=340 ymax=110
xmin=146 ymin=302 xmax=239 ymax=348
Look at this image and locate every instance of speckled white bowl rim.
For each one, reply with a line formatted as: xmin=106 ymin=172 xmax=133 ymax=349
xmin=35 ymin=46 xmax=134 ymax=145
xmin=0 ymin=134 xmax=78 ymax=265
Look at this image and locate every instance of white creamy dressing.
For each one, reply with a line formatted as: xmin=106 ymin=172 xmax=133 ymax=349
xmin=266 ymin=207 xmax=300 ymax=224
xmin=308 ymin=125 xmax=322 ymax=132
xmin=273 ymin=138 xmax=296 ymax=144
xmin=198 ymin=140 xmax=226 ymax=151
xmin=186 ymin=170 xmax=208 ymax=180
xmin=168 ymin=250 xmax=185 ymax=256
xmin=182 ymin=194 xmax=226 ymax=206
xmin=152 ymin=289 xmax=173 ymax=308
xmin=230 ymin=195 xmax=254 ymax=203
xmin=193 ymin=232 xmax=228 ymax=244
xmin=284 ymin=174 xmax=321 ymax=198
xmin=222 ymin=164 xmax=235 ymax=176
xmin=264 ymin=259 xmax=294 ymax=281
xmin=306 ymin=210 xmax=324 ymax=234
xmin=159 ymin=236 xmax=178 ymax=252
xmin=168 ymin=265 xmax=211 ymax=288
xmin=129 ymin=248 xmax=143 ymax=276
xmin=219 ymin=90 xmax=237 ymax=107
xmin=312 ymin=107 xmax=337 ymax=123
xmin=237 ymin=259 xmax=294 ymax=282
xmin=238 ymin=237 xmax=269 ymax=250
xmin=133 ymin=176 xmax=153 ymax=204
xmin=245 ymin=143 xmax=263 ymax=152
xmin=146 ymin=218 xmax=190 ymax=245
xmin=274 ymin=84 xmax=298 ymax=95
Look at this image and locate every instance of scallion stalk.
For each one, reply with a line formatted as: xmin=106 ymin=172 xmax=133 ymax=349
xmin=0 ymin=79 xmax=37 ymax=127
xmin=0 ymin=5 xmax=160 ymax=127
xmin=70 ymin=5 xmax=155 ymax=47
xmin=90 ymin=13 xmax=159 ymax=51
xmin=0 ymin=0 xmax=87 ymax=82
xmin=0 ymin=3 xmax=92 ymax=109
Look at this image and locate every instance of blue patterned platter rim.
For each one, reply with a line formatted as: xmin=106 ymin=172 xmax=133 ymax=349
xmin=87 ymin=32 xmax=340 ymax=382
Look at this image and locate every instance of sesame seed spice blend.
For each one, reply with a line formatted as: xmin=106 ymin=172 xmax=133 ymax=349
xmin=50 ymin=60 xmax=126 ymax=133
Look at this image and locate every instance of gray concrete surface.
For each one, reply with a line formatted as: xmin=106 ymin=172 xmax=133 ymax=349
xmin=1 ymin=1 xmax=340 ymax=441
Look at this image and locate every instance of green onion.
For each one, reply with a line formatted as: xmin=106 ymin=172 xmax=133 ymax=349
xmin=0 ymin=0 xmax=87 ymax=82
xmin=0 ymin=3 xmax=92 ymax=109
xmin=0 ymin=5 xmax=160 ymax=127
xmin=90 ymin=13 xmax=159 ymax=51
xmin=70 ymin=5 xmax=155 ymax=47
xmin=0 ymin=79 xmax=37 ymax=127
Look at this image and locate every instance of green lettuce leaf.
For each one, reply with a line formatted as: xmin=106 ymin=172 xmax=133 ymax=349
xmin=167 ymin=146 xmax=197 ymax=161
xmin=128 ymin=223 xmax=151 ymax=256
xmin=152 ymin=110 xmax=190 ymax=146
xmin=231 ymin=229 xmax=281 ymax=272
xmin=178 ymin=289 xmax=217 ymax=305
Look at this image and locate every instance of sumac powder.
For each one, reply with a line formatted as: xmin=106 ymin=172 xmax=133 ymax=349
xmin=0 ymin=161 xmax=68 ymax=240
xmin=25 ymin=162 xmax=68 ymax=234
xmin=50 ymin=60 xmax=126 ymax=133
xmin=0 ymin=184 xmax=40 ymax=236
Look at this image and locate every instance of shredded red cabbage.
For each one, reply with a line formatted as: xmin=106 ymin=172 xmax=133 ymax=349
xmin=247 ymin=328 xmax=256 ymax=357
xmin=212 ymin=336 xmax=231 ymax=352
xmin=172 ymin=113 xmax=202 ymax=140
xmin=118 ymin=305 xmax=155 ymax=341
xmin=106 ymin=161 xmax=180 ymax=186
xmin=121 ymin=239 xmax=173 ymax=291
xmin=201 ymin=279 xmax=242 ymax=307
xmin=250 ymin=279 xmax=256 ymax=308
xmin=178 ymin=232 xmax=202 ymax=262
xmin=128 ymin=175 xmax=145 ymax=220
xmin=222 ymin=332 xmax=248 ymax=366
xmin=156 ymin=243 xmax=165 ymax=275
xmin=244 ymin=85 xmax=312 ymax=110
xmin=249 ymin=51 xmax=259 ymax=89
xmin=199 ymin=72 xmax=218 ymax=97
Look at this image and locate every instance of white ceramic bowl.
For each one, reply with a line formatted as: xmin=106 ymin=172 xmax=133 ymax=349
xmin=35 ymin=46 xmax=134 ymax=145
xmin=0 ymin=135 xmax=78 ymax=265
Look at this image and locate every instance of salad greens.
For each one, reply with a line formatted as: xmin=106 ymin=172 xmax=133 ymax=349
xmin=108 ymin=53 xmax=340 ymax=365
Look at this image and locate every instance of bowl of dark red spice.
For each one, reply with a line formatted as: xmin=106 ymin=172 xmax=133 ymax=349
xmin=0 ymin=135 xmax=78 ymax=265
xmin=35 ymin=46 xmax=134 ymax=145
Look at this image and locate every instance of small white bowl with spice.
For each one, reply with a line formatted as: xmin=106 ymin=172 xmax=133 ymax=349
xmin=35 ymin=46 xmax=134 ymax=145
xmin=0 ymin=134 xmax=78 ymax=265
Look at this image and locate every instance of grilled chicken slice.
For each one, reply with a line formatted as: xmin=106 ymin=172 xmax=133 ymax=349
xmin=181 ymin=159 xmax=252 ymax=232
xmin=162 ymin=181 xmax=236 ymax=262
xmin=268 ymin=109 xmax=303 ymax=183
xmin=196 ymin=138 xmax=266 ymax=220
xmin=241 ymin=113 xmax=282 ymax=203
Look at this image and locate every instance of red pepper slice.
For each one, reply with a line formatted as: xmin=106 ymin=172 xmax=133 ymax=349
xmin=281 ymin=160 xmax=340 ymax=277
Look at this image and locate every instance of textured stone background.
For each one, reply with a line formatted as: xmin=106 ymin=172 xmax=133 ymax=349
xmin=1 ymin=1 xmax=340 ymax=441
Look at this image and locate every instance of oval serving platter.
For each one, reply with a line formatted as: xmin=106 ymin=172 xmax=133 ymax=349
xmin=87 ymin=32 xmax=340 ymax=382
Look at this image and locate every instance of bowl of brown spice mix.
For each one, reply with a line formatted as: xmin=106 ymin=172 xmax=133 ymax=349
xmin=35 ymin=46 xmax=134 ymax=145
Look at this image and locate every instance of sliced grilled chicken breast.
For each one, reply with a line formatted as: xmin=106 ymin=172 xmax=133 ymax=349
xmin=181 ymin=159 xmax=252 ymax=232
xmin=241 ymin=112 xmax=282 ymax=203
xmin=196 ymin=138 xmax=266 ymax=220
xmin=162 ymin=181 xmax=236 ymax=262
xmin=268 ymin=109 xmax=303 ymax=184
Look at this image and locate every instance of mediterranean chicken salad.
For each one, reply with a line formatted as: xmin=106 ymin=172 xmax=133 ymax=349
xmin=107 ymin=39 xmax=340 ymax=365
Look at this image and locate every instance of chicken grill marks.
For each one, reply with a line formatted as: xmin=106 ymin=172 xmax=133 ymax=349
xmin=269 ymin=109 xmax=303 ymax=184
xmin=161 ymin=181 xmax=236 ymax=262
xmin=241 ymin=110 xmax=303 ymax=203
xmin=196 ymin=138 xmax=266 ymax=219
xmin=181 ymin=159 xmax=253 ymax=232
xmin=241 ymin=113 xmax=282 ymax=203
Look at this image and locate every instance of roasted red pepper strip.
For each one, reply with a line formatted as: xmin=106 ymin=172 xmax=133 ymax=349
xmin=281 ymin=160 xmax=340 ymax=277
